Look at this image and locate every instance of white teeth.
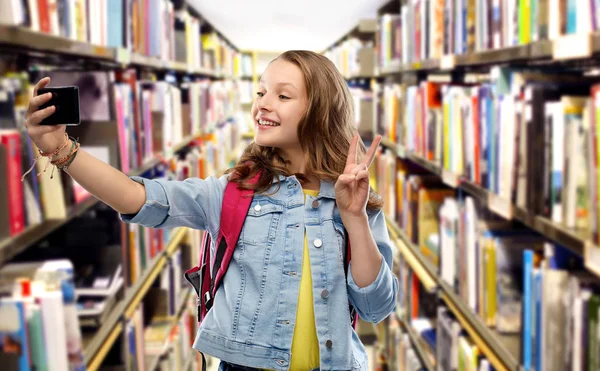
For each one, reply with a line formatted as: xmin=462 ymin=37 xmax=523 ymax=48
xmin=258 ymin=119 xmax=280 ymax=126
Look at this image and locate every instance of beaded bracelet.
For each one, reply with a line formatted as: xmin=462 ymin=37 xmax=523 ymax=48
xmin=21 ymin=135 xmax=80 ymax=181
xmin=38 ymin=133 xmax=70 ymax=158
xmin=62 ymin=142 xmax=80 ymax=169
xmin=51 ymin=138 xmax=80 ymax=170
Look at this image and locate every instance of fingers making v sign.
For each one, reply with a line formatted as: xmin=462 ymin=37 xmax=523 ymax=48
xmin=334 ymin=133 xmax=382 ymax=218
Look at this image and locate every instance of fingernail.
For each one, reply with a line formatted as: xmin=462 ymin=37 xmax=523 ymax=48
xmin=46 ymin=93 xmax=52 ymax=98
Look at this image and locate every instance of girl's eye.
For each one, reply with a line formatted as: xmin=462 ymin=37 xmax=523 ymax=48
xmin=279 ymin=95 xmax=290 ymax=100
xmin=256 ymin=92 xmax=264 ymax=97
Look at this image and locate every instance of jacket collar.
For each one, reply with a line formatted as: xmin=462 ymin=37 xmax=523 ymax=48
xmin=318 ymin=179 xmax=336 ymax=199
xmin=272 ymin=174 xmax=336 ymax=200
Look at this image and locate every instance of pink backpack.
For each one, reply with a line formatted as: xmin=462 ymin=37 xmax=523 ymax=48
xmin=184 ymin=172 xmax=357 ymax=369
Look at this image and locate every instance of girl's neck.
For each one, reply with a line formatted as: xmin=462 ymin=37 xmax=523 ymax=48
xmin=280 ymin=147 xmax=320 ymax=191
xmin=302 ymin=178 xmax=320 ymax=192
xmin=280 ymin=146 xmax=306 ymax=174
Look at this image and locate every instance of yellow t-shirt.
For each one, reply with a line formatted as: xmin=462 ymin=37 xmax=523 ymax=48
xmin=289 ymin=189 xmax=321 ymax=370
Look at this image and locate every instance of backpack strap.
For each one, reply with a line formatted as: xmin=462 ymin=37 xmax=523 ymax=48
xmin=184 ymin=172 xmax=260 ymax=323
xmin=184 ymin=224 xmax=213 ymax=323
xmin=343 ymin=232 xmax=358 ymax=329
xmin=204 ymin=171 xmax=261 ymax=312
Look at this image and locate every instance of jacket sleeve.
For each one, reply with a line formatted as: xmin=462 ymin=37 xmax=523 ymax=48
xmin=119 ymin=174 xmax=228 ymax=237
xmin=346 ymin=209 xmax=399 ymax=324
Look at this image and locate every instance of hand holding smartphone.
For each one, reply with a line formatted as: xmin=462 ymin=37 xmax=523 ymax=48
xmin=37 ymin=86 xmax=81 ymax=126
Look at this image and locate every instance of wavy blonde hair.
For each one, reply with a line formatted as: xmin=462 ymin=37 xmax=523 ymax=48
xmin=226 ymin=50 xmax=383 ymax=210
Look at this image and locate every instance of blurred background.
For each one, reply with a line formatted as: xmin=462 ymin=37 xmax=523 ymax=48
xmin=1 ymin=0 xmax=600 ymax=370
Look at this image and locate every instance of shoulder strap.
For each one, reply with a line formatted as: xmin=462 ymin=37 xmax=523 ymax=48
xmin=343 ymin=233 xmax=358 ymax=329
xmin=205 ymin=171 xmax=261 ymax=310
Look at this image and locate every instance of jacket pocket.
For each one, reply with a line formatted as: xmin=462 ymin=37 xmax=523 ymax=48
xmin=241 ymin=199 xmax=284 ymax=245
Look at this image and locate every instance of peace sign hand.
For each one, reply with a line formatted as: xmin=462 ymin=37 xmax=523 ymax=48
xmin=334 ymin=134 xmax=382 ymax=218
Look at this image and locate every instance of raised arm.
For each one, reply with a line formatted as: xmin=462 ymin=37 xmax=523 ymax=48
xmin=25 ymin=77 xmax=147 ymax=215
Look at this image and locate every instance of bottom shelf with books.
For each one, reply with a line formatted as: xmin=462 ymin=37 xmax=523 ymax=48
xmin=144 ymin=287 xmax=193 ymax=371
xmin=0 ymin=225 xmax=191 ymax=371
xmin=440 ymin=289 xmax=521 ymax=371
xmin=395 ymin=308 xmax=435 ymax=370
xmin=183 ymin=351 xmax=196 ymax=371
xmin=83 ymin=227 xmax=189 ymax=370
xmin=386 ymin=217 xmax=520 ymax=371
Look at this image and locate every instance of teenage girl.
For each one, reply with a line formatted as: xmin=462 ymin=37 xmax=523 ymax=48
xmin=25 ymin=50 xmax=398 ymax=371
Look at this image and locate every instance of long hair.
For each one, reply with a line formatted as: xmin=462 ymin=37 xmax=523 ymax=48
xmin=226 ymin=50 xmax=383 ymax=210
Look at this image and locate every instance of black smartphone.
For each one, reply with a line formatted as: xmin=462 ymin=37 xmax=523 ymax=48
xmin=37 ymin=86 xmax=81 ymax=125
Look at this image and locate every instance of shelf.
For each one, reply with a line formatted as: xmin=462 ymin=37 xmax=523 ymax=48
xmin=393 ymin=307 xmax=435 ymax=371
xmin=403 ymin=59 xmax=441 ymax=72
xmin=322 ymin=19 xmax=378 ymax=54
xmin=0 ymin=135 xmax=200 ymax=266
xmin=380 ymin=141 xmax=591 ymax=257
xmin=183 ymin=351 xmax=196 ymax=371
xmin=0 ymin=25 xmax=115 ymax=61
xmin=84 ymin=227 xmax=188 ymax=371
xmin=0 ymin=196 xmax=99 ymax=265
xmin=82 ymin=300 xmax=126 ymax=370
xmin=453 ymin=44 xmax=531 ymax=67
xmin=0 ymin=26 xmax=220 ymax=77
xmin=402 ymin=320 xmax=435 ymax=371
xmin=385 ymin=217 xmax=520 ymax=371
xmin=145 ymin=353 xmax=162 ymax=371
xmin=145 ymin=288 xmax=193 ymax=371
xmin=386 ymin=221 xmax=437 ymax=292
xmin=386 ymin=217 xmax=440 ymax=283
xmin=440 ymin=286 xmax=521 ymax=371
xmin=130 ymin=53 xmax=218 ymax=77
xmin=377 ymin=64 xmax=402 ymax=77
xmin=378 ymin=32 xmax=600 ymax=75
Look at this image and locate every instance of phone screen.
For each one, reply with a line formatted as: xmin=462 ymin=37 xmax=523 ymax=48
xmin=37 ymin=86 xmax=81 ymax=126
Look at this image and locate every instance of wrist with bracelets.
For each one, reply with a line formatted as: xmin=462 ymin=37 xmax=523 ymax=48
xmin=21 ymin=133 xmax=81 ymax=181
xmin=51 ymin=137 xmax=80 ymax=170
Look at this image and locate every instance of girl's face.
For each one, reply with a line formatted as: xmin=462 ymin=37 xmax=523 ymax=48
xmin=251 ymin=59 xmax=308 ymax=151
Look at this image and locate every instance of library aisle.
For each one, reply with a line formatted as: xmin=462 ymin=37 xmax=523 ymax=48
xmin=1 ymin=0 xmax=600 ymax=371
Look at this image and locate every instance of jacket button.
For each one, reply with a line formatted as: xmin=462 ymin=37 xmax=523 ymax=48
xmin=321 ymin=289 xmax=329 ymax=299
xmin=254 ymin=204 xmax=261 ymax=211
xmin=313 ymin=239 xmax=322 ymax=248
xmin=326 ymin=339 xmax=333 ymax=348
xmin=311 ymin=200 xmax=319 ymax=208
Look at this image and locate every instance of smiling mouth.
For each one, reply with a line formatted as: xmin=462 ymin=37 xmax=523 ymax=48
xmin=257 ymin=118 xmax=280 ymax=127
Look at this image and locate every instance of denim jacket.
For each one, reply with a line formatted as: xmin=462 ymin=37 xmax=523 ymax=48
xmin=121 ymin=173 xmax=398 ymax=371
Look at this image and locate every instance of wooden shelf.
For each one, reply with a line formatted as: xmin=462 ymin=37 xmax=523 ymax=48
xmin=377 ymin=64 xmax=402 ymax=77
xmin=0 ymin=135 xmax=200 ymax=265
xmin=394 ymin=308 xmax=435 ymax=371
xmin=377 ymin=32 xmax=600 ymax=75
xmin=84 ymin=228 xmax=188 ymax=371
xmin=386 ymin=217 xmax=520 ymax=371
xmin=0 ymin=25 xmax=115 ymax=61
xmin=145 ymin=288 xmax=193 ymax=371
xmin=322 ymin=19 xmax=378 ymax=54
xmin=0 ymin=26 xmax=220 ymax=77
xmin=380 ymin=140 xmax=591 ymax=257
